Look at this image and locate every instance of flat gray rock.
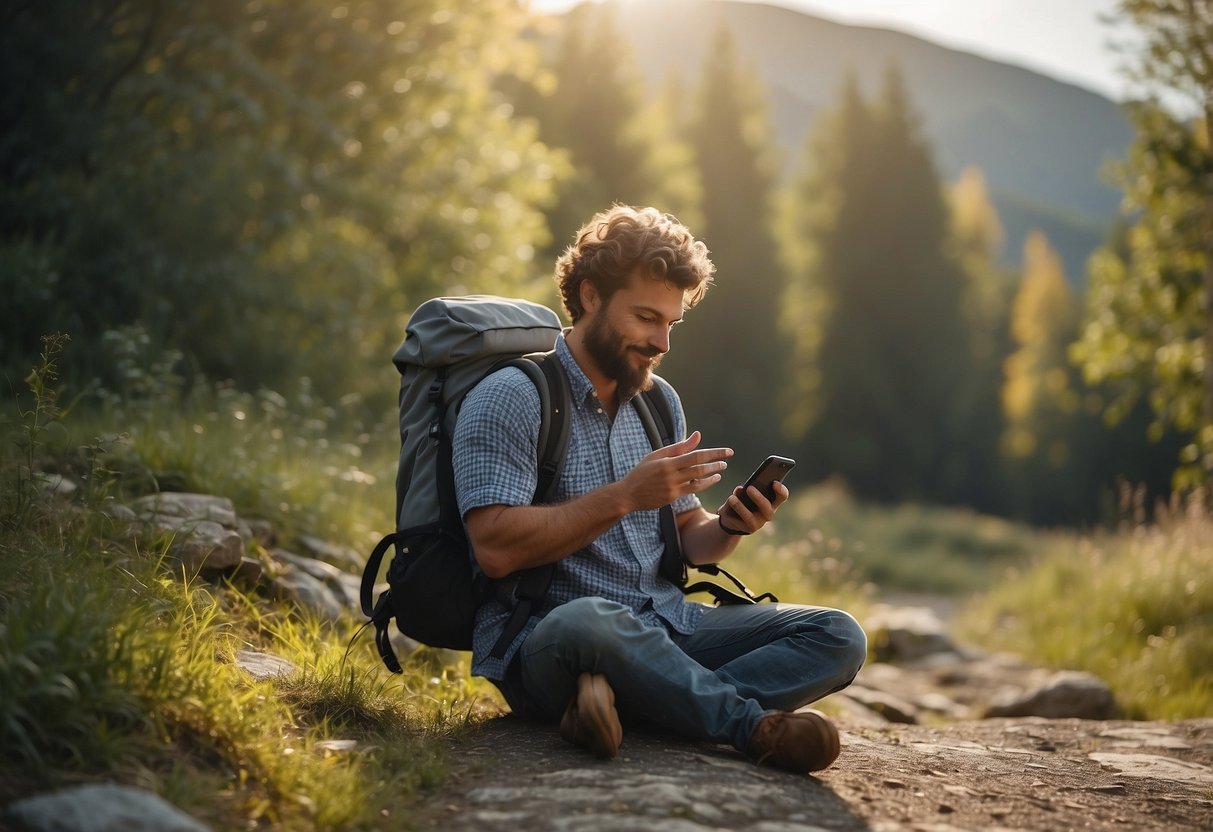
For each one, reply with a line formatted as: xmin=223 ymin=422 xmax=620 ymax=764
xmin=5 ymin=784 xmax=209 ymax=832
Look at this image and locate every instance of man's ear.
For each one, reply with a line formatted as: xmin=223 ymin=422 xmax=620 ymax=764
xmin=579 ymin=280 xmax=600 ymax=316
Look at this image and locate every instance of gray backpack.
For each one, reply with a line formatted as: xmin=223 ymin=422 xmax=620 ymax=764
xmin=360 ymin=296 xmax=571 ymax=670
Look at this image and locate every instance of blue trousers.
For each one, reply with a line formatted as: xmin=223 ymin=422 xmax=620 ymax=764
xmin=504 ymin=597 xmax=867 ymax=753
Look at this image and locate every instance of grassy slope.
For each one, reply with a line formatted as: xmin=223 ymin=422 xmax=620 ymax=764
xmin=959 ymin=498 xmax=1213 ymax=720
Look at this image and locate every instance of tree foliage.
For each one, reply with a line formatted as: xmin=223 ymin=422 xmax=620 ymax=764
xmin=1075 ymin=0 xmax=1213 ymax=485
xmin=1 ymin=0 xmax=560 ymax=406
xmin=1000 ymin=233 xmax=1088 ymax=519
xmin=661 ymin=25 xmax=788 ymax=466
xmin=513 ymin=4 xmax=700 ymax=272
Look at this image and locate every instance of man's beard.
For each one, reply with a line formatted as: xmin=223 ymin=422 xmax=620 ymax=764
xmin=583 ymin=312 xmax=663 ymax=402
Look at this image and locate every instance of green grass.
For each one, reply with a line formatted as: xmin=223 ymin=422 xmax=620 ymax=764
xmin=72 ymin=377 xmax=393 ymax=552
xmin=752 ymin=479 xmax=1047 ymax=595
xmin=0 ymin=495 xmax=478 ymax=828
xmin=0 ymin=350 xmax=486 ymax=829
xmin=960 ymin=496 xmax=1213 ymax=720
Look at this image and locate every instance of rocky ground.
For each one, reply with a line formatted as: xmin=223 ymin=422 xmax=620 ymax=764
xmin=410 ymin=713 xmax=1212 ymax=831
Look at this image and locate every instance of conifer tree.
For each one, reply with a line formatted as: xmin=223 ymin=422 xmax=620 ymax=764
xmin=523 ymin=5 xmax=700 ymax=260
xmin=661 ymin=25 xmax=789 ymax=467
xmin=1003 ymin=232 xmax=1078 ymax=456
xmin=788 ymin=67 xmax=975 ymax=503
xmin=946 ymin=166 xmax=1016 ymax=513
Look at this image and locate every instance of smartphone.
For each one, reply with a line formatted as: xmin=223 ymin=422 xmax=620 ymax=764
xmin=733 ymin=455 xmax=796 ymax=513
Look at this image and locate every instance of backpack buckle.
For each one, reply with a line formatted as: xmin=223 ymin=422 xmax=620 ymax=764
xmin=428 ymin=419 xmax=441 ymax=441
xmin=427 ymin=381 xmax=443 ymax=404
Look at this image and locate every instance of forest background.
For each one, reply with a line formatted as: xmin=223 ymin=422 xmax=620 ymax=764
xmin=3 ymin=0 xmax=1210 ymax=528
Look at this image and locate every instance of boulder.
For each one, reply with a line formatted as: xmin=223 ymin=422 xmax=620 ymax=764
xmin=131 ymin=493 xmax=246 ymax=572
xmin=169 ymin=520 xmax=245 ymax=572
xmin=296 ymin=534 xmax=363 ymax=569
xmin=984 ymin=670 xmax=1116 ymax=720
xmin=864 ymin=605 xmax=957 ymax=662
xmin=269 ymin=550 xmax=354 ymax=619
xmin=4 ymin=784 xmax=209 ymax=832
xmin=131 ymin=493 xmax=238 ymax=528
xmin=842 ymin=684 xmax=919 ymax=724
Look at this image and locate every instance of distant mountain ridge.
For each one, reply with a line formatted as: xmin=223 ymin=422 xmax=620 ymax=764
xmin=559 ymin=0 xmax=1133 ymax=280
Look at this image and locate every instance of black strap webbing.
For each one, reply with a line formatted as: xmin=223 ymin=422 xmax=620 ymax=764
xmin=634 ymin=387 xmax=777 ymax=607
xmin=634 ymin=390 xmax=687 ymax=585
xmin=487 ymin=352 xmax=571 ymax=659
xmin=362 ymin=530 xmax=404 ymax=672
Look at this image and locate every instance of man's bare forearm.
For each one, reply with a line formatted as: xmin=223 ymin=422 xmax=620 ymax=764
xmin=466 ymin=482 xmax=635 ymax=578
xmin=677 ymin=507 xmax=743 ymax=566
xmin=466 ymin=432 xmax=732 ymax=578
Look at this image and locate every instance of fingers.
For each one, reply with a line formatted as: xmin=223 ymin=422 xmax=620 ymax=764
xmin=636 ymin=431 xmax=735 ymax=504
xmin=771 ymin=480 xmax=790 ymax=507
xmin=646 ymin=433 xmax=732 ymax=470
xmin=650 ymin=430 xmax=701 ymax=459
xmin=719 ymin=481 xmax=788 ymax=535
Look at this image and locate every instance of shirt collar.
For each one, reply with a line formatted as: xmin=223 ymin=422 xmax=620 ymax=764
xmin=555 ymin=330 xmax=599 ymax=409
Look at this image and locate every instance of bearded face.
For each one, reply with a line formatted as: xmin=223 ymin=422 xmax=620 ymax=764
xmin=581 ymin=299 xmax=664 ymax=402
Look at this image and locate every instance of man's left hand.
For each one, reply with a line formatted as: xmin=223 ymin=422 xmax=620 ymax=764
xmin=717 ymin=480 xmax=788 ymax=535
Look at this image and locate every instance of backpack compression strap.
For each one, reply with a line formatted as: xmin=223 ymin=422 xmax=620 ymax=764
xmin=361 ymin=530 xmax=404 ymax=672
xmin=634 ymin=389 xmax=778 ymax=607
xmin=485 ymin=351 xmax=572 ymax=659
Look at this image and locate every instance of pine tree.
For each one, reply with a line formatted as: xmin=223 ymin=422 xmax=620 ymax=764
xmin=1003 ymin=232 xmax=1077 ymax=455
xmin=523 ymin=5 xmax=700 ymax=260
xmin=661 ymin=25 xmax=790 ymax=469
xmin=946 ymin=166 xmax=1016 ymax=513
xmin=789 ymin=67 xmax=975 ymax=503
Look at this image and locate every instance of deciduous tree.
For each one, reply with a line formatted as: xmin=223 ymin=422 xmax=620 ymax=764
xmin=1074 ymin=0 xmax=1213 ymax=486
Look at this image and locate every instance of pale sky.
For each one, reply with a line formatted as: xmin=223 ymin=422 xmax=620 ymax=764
xmin=528 ymin=0 xmax=1134 ymax=102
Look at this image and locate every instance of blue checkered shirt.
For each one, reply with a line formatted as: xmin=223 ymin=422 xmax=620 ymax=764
xmin=453 ymin=334 xmax=705 ymax=681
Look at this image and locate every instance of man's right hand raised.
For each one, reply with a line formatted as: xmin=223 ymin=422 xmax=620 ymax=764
xmin=619 ymin=431 xmax=733 ymax=512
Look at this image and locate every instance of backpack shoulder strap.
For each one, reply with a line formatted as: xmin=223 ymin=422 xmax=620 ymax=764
xmin=633 ymin=386 xmax=779 ymax=606
xmin=633 ymin=388 xmax=686 ymax=586
xmin=639 ymin=385 xmax=676 ymax=446
xmin=484 ymin=350 xmax=571 ymax=659
xmin=492 ymin=351 xmax=570 ymax=501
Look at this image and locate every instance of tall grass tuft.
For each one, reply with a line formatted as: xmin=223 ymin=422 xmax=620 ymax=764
xmin=962 ymin=492 xmax=1213 ymax=720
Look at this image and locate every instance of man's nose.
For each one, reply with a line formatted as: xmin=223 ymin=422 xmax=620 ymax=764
xmin=651 ymin=326 xmax=671 ymax=355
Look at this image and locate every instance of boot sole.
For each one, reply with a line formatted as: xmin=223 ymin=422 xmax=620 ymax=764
xmin=576 ymin=673 xmax=622 ymax=758
xmin=798 ymin=708 xmax=841 ymax=771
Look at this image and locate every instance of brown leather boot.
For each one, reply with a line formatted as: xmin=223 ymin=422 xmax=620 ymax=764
xmin=748 ymin=709 xmax=841 ymax=773
xmin=559 ymin=672 xmax=622 ymax=759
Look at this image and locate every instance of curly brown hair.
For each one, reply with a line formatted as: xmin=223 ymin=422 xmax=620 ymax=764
xmin=555 ymin=205 xmax=715 ymax=323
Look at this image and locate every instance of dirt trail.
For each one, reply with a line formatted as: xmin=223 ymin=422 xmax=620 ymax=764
xmin=411 ymin=714 xmax=1213 ymax=831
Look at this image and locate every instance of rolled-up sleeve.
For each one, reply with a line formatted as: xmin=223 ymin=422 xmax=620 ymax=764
xmin=453 ymin=367 xmax=541 ymax=518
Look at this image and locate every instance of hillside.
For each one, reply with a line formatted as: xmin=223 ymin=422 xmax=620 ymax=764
xmin=558 ymin=0 xmax=1133 ymax=281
